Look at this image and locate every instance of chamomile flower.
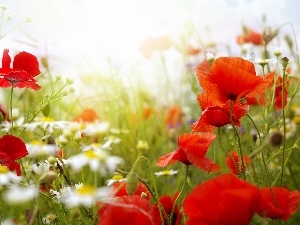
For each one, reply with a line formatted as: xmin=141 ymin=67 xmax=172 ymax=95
xmin=68 ymin=148 xmax=123 ymax=175
xmin=42 ymin=213 xmax=57 ymax=224
xmin=106 ymin=174 xmax=126 ymax=186
xmin=26 ymin=140 xmax=59 ymax=158
xmin=1 ymin=116 xmax=25 ymax=133
xmin=22 ymin=117 xmax=70 ymax=134
xmin=3 ymin=185 xmax=39 ymax=205
xmin=82 ymin=121 xmax=110 ymax=136
xmin=154 ymin=169 xmax=178 ymax=177
xmin=51 ymin=184 xmax=109 ymax=208
xmin=0 ymin=165 xmax=22 ymax=185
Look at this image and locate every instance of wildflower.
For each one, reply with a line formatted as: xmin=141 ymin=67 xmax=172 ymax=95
xmin=237 ymin=26 xmax=263 ymax=45
xmin=3 ymin=185 xmax=39 ymax=205
xmin=274 ymin=76 xmax=289 ymax=109
xmin=106 ymin=174 xmax=126 ymax=186
xmin=72 ymin=108 xmax=99 ymax=123
xmin=0 ymin=165 xmax=22 ymax=185
xmin=0 ymin=49 xmax=41 ymax=90
xmin=0 ymin=135 xmax=28 ymax=175
xmin=165 ymin=105 xmax=183 ymax=128
xmin=64 ymin=185 xmax=104 ymax=208
xmin=22 ymin=117 xmax=70 ymax=134
xmin=136 ymin=140 xmax=149 ymax=151
xmin=154 ymin=169 xmax=178 ymax=177
xmin=26 ymin=140 xmax=59 ymax=158
xmin=51 ymin=184 xmax=109 ymax=208
xmin=192 ymin=92 xmax=248 ymax=132
xmin=225 ymin=150 xmax=251 ymax=175
xmin=98 ymin=195 xmax=154 ymax=225
xmin=42 ymin=213 xmax=57 ymax=224
xmin=183 ymin=173 xmax=263 ymax=225
xmin=196 ymin=57 xmax=274 ymax=103
xmin=109 ymin=181 xmax=151 ymax=200
xmin=82 ymin=121 xmax=110 ymax=136
xmin=258 ymin=187 xmax=300 ymax=220
xmin=68 ymin=148 xmax=123 ymax=175
xmin=151 ymin=193 xmax=182 ymax=225
xmin=156 ymin=132 xmax=220 ymax=173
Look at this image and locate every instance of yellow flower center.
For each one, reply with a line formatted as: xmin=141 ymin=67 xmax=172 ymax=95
xmin=84 ymin=150 xmax=98 ymax=158
xmin=76 ymin=185 xmax=96 ymax=195
xmin=40 ymin=117 xmax=55 ymax=122
xmin=0 ymin=165 xmax=9 ymax=173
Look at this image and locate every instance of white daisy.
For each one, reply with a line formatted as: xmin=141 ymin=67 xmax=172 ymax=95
xmin=22 ymin=117 xmax=70 ymax=134
xmin=0 ymin=165 xmax=22 ymax=185
xmin=3 ymin=185 xmax=39 ymax=205
xmin=154 ymin=169 xmax=178 ymax=177
xmin=68 ymin=149 xmax=123 ymax=175
xmin=26 ymin=140 xmax=59 ymax=158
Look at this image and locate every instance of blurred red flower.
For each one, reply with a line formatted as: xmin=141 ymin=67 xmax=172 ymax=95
xmin=109 ymin=181 xmax=151 ymax=200
xmin=237 ymin=26 xmax=263 ymax=45
xmin=183 ymin=173 xmax=263 ymax=225
xmin=0 ymin=49 xmax=41 ymax=90
xmin=156 ymin=132 xmax=220 ymax=173
xmin=72 ymin=108 xmax=99 ymax=123
xmin=258 ymin=187 xmax=300 ymax=221
xmin=274 ymin=76 xmax=289 ymax=109
xmin=151 ymin=193 xmax=181 ymax=225
xmin=225 ymin=150 xmax=251 ymax=175
xmin=196 ymin=57 xmax=274 ymax=103
xmin=98 ymin=195 xmax=154 ymax=225
xmin=165 ymin=105 xmax=183 ymax=128
xmin=0 ymin=134 xmax=28 ymax=175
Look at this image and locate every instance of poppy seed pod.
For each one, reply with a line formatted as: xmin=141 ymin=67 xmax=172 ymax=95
xmin=268 ymin=131 xmax=283 ymax=147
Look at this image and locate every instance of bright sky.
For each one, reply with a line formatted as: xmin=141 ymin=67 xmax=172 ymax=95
xmin=0 ymin=0 xmax=299 ymax=81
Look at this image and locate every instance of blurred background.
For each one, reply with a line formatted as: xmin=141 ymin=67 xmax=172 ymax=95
xmin=0 ymin=0 xmax=299 ymax=88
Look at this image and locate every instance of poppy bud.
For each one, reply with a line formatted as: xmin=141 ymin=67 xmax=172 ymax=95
xmin=126 ymin=171 xmax=138 ymax=195
xmin=39 ymin=171 xmax=57 ymax=185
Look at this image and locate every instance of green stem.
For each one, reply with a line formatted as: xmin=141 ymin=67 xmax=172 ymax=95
xmin=280 ymin=67 xmax=287 ymax=185
xmin=229 ymin=100 xmax=246 ymax=179
xmin=9 ymin=82 xmax=14 ymax=133
xmin=218 ymin=127 xmax=240 ymax=175
xmin=170 ymin=165 xmax=189 ymax=225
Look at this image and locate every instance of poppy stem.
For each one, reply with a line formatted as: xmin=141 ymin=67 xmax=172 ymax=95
xmin=217 ymin=127 xmax=241 ymax=175
xmin=229 ymin=100 xmax=246 ymax=180
xmin=279 ymin=62 xmax=288 ymax=185
xmin=170 ymin=164 xmax=189 ymax=225
xmin=9 ymin=81 xmax=14 ymax=133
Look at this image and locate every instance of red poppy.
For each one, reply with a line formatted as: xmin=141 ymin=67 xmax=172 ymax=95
xmin=156 ymin=132 xmax=220 ymax=173
xmin=110 ymin=181 xmax=151 ymax=200
xmin=98 ymin=195 xmax=154 ymax=225
xmin=226 ymin=150 xmax=251 ymax=175
xmin=258 ymin=187 xmax=300 ymax=220
xmin=196 ymin=57 xmax=274 ymax=103
xmin=191 ymin=93 xmax=248 ymax=132
xmin=183 ymin=173 xmax=263 ymax=225
xmin=0 ymin=135 xmax=28 ymax=175
xmin=196 ymin=59 xmax=211 ymax=73
xmin=165 ymin=105 xmax=183 ymax=128
xmin=0 ymin=49 xmax=41 ymax=90
xmin=72 ymin=108 xmax=99 ymax=122
xmin=274 ymin=76 xmax=288 ymax=109
xmin=151 ymin=193 xmax=181 ymax=225
xmin=237 ymin=26 xmax=263 ymax=45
